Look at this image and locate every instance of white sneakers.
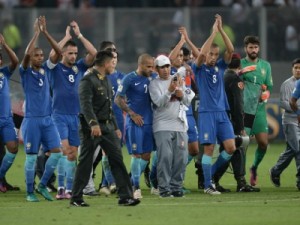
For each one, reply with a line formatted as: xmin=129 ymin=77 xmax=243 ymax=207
xmin=133 ymin=189 xmax=143 ymax=199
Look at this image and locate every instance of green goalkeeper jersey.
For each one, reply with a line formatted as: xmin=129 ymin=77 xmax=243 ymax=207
xmin=241 ymin=58 xmax=273 ymax=115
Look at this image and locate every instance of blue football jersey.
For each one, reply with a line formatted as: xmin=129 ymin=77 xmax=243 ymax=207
xmin=0 ymin=66 xmax=13 ymax=117
xmin=117 ymin=71 xmax=155 ymax=125
xmin=292 ymin=79 xmax=300 ymax=99
xmin=108 ymin=70 xmax=125 ymax=121
xmin=19 ymin=62 xmax=52 ymax=117
xmin=49 ymin=58 xmax=88 ymax=114
xmin=192 ymin=59 xmax=229 ymax=112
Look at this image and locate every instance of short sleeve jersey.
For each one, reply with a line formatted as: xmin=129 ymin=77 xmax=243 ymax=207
xmin=192 ymin=59 xmax=229 ymax=112
xmin=49 ymin=58 xmax=88 ymax=114
xmin=0 ymin=66 xmax=13 ymax=117
xmin=116 ymin=71 xmax=154 ymax=124
xmin=19 ymin=62 xmax=52 ymax=117
xmin=241 ymin=58 xmax=273 ymax=92
xmin=107 ymin=70 xmax=125 ymax=119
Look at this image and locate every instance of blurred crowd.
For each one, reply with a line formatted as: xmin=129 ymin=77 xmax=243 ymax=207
xmin=1 ymin=0 xmax=300 ymax=9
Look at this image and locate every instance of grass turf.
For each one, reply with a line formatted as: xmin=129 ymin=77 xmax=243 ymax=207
xmin=1 ymin=142 xmax=299 ymax=225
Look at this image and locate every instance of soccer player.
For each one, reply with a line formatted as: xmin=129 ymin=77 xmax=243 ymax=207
xmin=270 ymin=58 xmax=300 ymax=190
xmin=240 ymin=35 xmax=273 ymax=186
xmin=212 ymin=53 xmax=260 ymax=192
xmin=192 ymin=14 xmax=236 ymax=195
xmin=48 ymin=21 xmax=97 ymax=199
xmin=0 ymin=33 xmax=19 ymax=192
xmin=20 ymin=16 xmax=62 ymax=202
xmin=115 ymin=53 xmax=155 ymax=199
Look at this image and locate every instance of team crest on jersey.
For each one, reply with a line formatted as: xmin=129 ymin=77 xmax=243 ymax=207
xmin=72 ymin=66 xmax=78 ymax=74
xmin=261 ymin=68 xmax=266 ymax=76
xmin=26 ymin=143 xmax=31 ymax=150
xmin=0 ymin=73 xmax=4 ymax=79
xmin=39 ymin=68 xmax=45 ymax=75
xmin=132 ymin=143 xmax=137 ymax=151
xmin=117 ymin=79 xmax=121 ymax=85
xmin=117 ymin=84 xmax=123 ymax=92
xmin=214 ymin=66 xmax=219 ymax=73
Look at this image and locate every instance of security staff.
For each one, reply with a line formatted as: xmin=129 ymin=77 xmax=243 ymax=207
xmin=213 ymin=53 xmax=260 ymax=192
xmin=70 ymin=50 xmax=140 ymax=207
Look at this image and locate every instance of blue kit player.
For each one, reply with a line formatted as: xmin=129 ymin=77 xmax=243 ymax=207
xmin=0 ymin=33 xmax=19 ymax=192
xmin=19 ymin=16 xmax=62 ymax=202
xmin=48 ymin=21 xmax=96 ymax=199
xmin=192 ymin=14 xmax=236 ymax=195
xmin=115 ymin=53 xmax=155 ymax=199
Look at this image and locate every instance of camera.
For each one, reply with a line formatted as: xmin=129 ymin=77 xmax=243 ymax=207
xmin=235 ymin=135 xmax=250 ymax=149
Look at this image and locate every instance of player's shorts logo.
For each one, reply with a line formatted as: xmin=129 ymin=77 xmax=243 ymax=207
xmin=132 ymin=143 xmax=137 ymax=151
xmin=26 ymin=143 xmax=31 ymax=150
xmin=204 ymin=133 xmax=209 ymax=141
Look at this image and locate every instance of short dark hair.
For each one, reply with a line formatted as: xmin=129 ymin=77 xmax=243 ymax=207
xmin=99 ymin=41 xmax=115 ymax=51
xmin=292 ymin=58 xmax=300 ymax=66
xmin=181 ymin=46 xmax=190 ymax=57
xmin=62 ymin=40 xmax=77 ymax=49
xmin=243 ymin=36 xmax=260 ymax=46
xmin=94 ymin=50 xmax=113 ymax=66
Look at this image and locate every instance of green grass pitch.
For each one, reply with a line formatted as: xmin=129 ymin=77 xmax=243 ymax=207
xmin=1 ymin=142 xmax=299 ymax=225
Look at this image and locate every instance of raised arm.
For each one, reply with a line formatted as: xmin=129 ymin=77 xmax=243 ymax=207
xmin=195 ymin=18 xmax=218 ymax=67
xmin=21 ymin=18 xmax=40 ymax=69
xmin=216 ymin=14 xmax=234 ymax=63
xmin=70 ymin=21 xmax=97 ymax=66
xmin=168 ymin=33 xmax=185 ymax=62
xmin=49 ymin=26 xmax=72 ymax=62
xmin=0 ymin=33 xmax=19 ymax=71
xmin=179 ymin=27 xmax=200 ymax=59
xmin=39 ymin=16 xmax=61 ymax=64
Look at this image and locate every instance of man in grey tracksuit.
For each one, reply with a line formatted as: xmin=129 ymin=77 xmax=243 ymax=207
xmin=270 ymin=58 xmax=300 ymax=190
xmin=149 ymin=55 xmax=194 ymax=197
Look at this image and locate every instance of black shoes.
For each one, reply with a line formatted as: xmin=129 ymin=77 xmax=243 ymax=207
xmin=269 ymin=169 xmax=280 ymax=187
xmin=70 ymin=200 xmax=90 ymax=207
xmin=215 ymin=183 xmax=231 ymax=193
xmin=237 ymin=184 xmax=260 ymax=192
xmin=83 ymin=190 xmax=100 ymax=196
xmin=171 ymin=191 xmax=184 ymax=197
xmin=118 ymin=198 xmax=140 ymax=206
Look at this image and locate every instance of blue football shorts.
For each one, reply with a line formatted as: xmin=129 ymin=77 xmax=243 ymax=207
xmin=198 ymin=111 xmax=234 ymax=145
xmin=125 ymin=122 xmax=154 ymax=155
xmin=21 ymin=116 xmax=61 ymax=154
xmin=52 ymin=113 xmax=80 ymax=147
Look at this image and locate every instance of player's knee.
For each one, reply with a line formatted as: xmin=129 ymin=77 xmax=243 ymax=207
xmin=6 ymin=142 xmax=18 ymax=154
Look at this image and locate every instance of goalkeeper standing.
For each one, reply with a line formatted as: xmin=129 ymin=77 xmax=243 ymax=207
xmin=240 ymin=36 xmax=273 ymax=187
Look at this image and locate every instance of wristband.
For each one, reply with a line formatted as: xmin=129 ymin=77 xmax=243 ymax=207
xmin=77 ymin=33 xmax=83 ymax=39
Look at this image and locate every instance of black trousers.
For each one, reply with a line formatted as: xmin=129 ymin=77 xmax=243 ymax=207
xmin=72 ymin=121 xmax=133 ymax=201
